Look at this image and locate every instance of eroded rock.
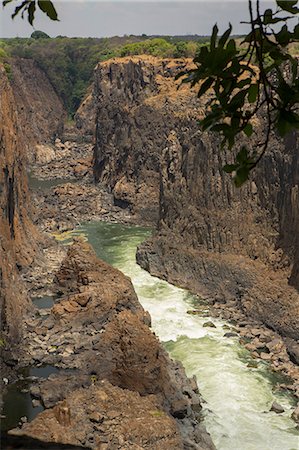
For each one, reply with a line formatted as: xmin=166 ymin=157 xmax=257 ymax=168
xmin=10 ymin=381 xmax=184 ymax=449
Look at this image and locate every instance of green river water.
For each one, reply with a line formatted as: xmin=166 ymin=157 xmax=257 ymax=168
xmin=78 ymin=221 xmax=299 ymax=450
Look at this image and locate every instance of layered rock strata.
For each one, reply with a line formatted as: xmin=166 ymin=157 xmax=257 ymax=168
xmin=137 ymin=127 xmax=299 ymax=341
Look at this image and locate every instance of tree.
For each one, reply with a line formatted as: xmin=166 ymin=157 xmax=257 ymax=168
xmin=3 ymin=0 xmax=298 ymax=186
xmin=178 ymin=0 xmax=299 ymax=186
xmin=31 ymin=30 xmax=50 ymax=39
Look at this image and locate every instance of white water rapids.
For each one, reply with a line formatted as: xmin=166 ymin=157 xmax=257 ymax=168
xmin=76 ymin=221 xmax=299 ymax=450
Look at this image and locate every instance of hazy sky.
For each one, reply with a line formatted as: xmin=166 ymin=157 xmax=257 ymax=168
xmin=1 ymin=0 xmax=278 ymax=38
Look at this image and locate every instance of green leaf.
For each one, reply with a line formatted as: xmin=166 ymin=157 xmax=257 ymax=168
xmin=28 ymin=1 xmax=36 ymax=25
xmin=293 ymin=23 xmax=299 ymax=39
xmin=248 ymin=84 xmax=258 ymax=103
xmin=237 ymin=78 xmax=251 ymax=89
xmin=223 ymin=164 xmax=238 ymax=173
xmin=236 ymin=147 xmax=248 ymax=164
xmin=218 ymin=23 xmax=232 ymax=48
xmin=211 ymin=24 xmax=218 ymax=50
xmin=276 ymin=25 xmax=292 ymax=46
xmin=243 ymin=123 xmax=253 ymax=137
xmin=234 ymin=166 xmax=250 ymax=187
xmin=243 ymin=30 xmax=254 ymax=44
xmin=12 ymin=0 xmax=29 ymax=19
xmin=227 ymin=39 xmax=236 ymax=53
xmin=276 ymin=110 xmax=299 ymax=136
xmin=263 ymin=8 xmax=273 ymax=24
xmin=277 ymin=0 xmax=299 ymax=14
xmin=228 ymin=90 xmax=247 ymax=110
xmin=197 ymin=77 xmax=214 ymax=98
xmin=38 ymin=0 xmax=58 ymax=21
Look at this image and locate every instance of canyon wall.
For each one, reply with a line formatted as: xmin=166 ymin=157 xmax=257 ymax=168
xmin=90 ymin=56 xmax=299 ymax=340
xmin=1 ymin=57 xmax=65 ymax=345
xmin=10 ymin=58 xmax=66 ymax=163
xmin=92 ymin=55 xmax=199 ymax=224
xmin=0 ymin=65 xmax=38 ymax=345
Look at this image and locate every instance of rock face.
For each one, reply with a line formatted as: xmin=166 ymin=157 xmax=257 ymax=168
xmin=0 ymin=65 xmax=38 ymax=344
xmin=89 ymin=55 xmax=299 ymax=340
xmin=10 ymin=58 xmax=66 ymax=163
xmin=75 ymin=84 xmax=96 ymax=140
xmin=137 ymin=127 xmax=299 ymax=340
xmin=16 ymin=239 xmax=215 ymax=449
xmin=92 ymin=56 xmax=199 ymax=224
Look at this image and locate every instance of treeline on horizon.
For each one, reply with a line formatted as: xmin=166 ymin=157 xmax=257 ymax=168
xmin=0 ymin=34 xmax=212 ymax=116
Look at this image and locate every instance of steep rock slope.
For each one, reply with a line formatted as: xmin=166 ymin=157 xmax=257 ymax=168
xmin=74 ymin=84 xmax=96 ymax=140
xmin=10 ymin=58 xmax=66 ymax=163
xmin=0 ymin=65 xmax=38 ymax=344
xmin=92 ymin=55 xmax=199 ymax=224
xmin=90 ymin=56 xmax=299 ymax=339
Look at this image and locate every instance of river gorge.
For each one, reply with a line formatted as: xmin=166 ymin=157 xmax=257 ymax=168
xmin=1 ymin=52 xmax=299 ymax=450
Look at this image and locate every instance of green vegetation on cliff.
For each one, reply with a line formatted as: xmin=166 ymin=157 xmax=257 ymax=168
xmin=0 ymin=35 xmax=207 ymax=116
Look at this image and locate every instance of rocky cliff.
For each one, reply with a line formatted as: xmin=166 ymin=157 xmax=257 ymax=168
xmin=92 ymin=56 xmax=199 ymax=224
xmin=0 ymin=58 xmax=216 ymax=449
xmin=137 ymin=129 xmax=299 ymax=341
xmin=90 ymin=56 xmax=299 ymax=340
xmin=0 ymin=65 xmax=38 ymax=345
xmin=0 ymin=56 xmax=68 ymax=344
xmin=10 ymin=58 xmax=66 ymax=163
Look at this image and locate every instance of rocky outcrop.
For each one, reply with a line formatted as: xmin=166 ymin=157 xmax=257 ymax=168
xmin=15 ymin=239 xmax=215 ymax=449
xmin=75 ymin=84 xmax=96 ymax=141
xmin=0 ymin=65 xmax=38 ymax=345
xmin=11 ymin=381 xmax=184 ymax=449
xmin=10 ymin=58 xmax=66 ymax=163
xmin=92 ymin=56 xmax=199 ymax=224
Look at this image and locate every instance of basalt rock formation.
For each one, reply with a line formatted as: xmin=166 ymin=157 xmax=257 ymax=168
xmin=75 ymin=84 xmax=96 ymax=141
xmin=0 ymin=98 xmax=214 ymax=445
xmin=0 ymin=65 xmax=38 ymax=346
xmin=10 ymin=58 xmax=66 ymax=163
xmin=92 ymin=56 xmax=199 ymax=224
xmin=88 ymin=56 xmax=299 ymax=340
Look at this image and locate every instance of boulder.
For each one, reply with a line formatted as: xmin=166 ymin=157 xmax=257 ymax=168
xmin=270 ymin=401 xmax=285 ymax=414
xmin=53 ymin=238 xmax=149 ymax=326
xmin=35 ymin=144 xmax=56 ymax=164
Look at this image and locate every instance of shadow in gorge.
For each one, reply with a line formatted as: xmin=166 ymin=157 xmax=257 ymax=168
xmin=1 ymin=434 xmax=87 ymax=449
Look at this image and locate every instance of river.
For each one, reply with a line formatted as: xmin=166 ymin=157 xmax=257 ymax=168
xmin=78 ymin=221 xmax=299 ymax=450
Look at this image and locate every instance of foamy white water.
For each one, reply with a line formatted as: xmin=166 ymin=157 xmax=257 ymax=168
xmin=81 ymin=222 xmax=299 ymax=450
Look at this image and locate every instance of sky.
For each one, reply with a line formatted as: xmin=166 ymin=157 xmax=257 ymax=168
xmin=0 ymin=0 xmax=279 ymax=38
